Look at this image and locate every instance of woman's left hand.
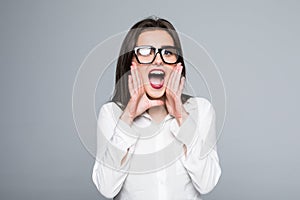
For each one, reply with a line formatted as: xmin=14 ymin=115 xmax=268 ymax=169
xmin=165 ymin=63 xmax=189 ymax=126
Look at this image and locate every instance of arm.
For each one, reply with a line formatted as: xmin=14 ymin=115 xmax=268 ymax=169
xmin=92 ymin=103 xmax=139 ymax=199
xmin=170 ymin=98 xmax=221 ymax=194
xmin=92 ymin=62 xmax=164 ymax=198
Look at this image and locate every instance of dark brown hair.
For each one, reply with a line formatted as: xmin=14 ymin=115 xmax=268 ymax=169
xmin=111 ymin=16 xmax=190 ymax=109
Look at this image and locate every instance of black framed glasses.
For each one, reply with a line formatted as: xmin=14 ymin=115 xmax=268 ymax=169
xmin=133 ymin=45 xmax=180 ymax=64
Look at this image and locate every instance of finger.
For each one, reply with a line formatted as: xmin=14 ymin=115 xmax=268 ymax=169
xmin=132 ymin=64 xmax=142 ymax=90
xmin=148 ymin=99 xmax=165 ymax=108
xmin=178 ymin=76 xmax=185 ymax=95
xmin=167 ymin=67 xmax=175 ymax=92
xmin=131 ymin=65 xmax=138 ymax=91
xmin=173 ymin=64 xmax=183 ymax=91
xmin=128 ymin=75 xmax=134 ymax=97
xmin=135 ymin=67 xmax=143 ymax=90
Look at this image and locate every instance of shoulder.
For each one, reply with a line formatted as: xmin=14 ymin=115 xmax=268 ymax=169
xmin=97 ymin=101 xmax=123 ymax=121
xmin=185 ymin=96 xmax=213 ymax=106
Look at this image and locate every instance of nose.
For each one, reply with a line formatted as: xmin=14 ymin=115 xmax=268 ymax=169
xmin=152 ymin=52 xmax=163 ymax=65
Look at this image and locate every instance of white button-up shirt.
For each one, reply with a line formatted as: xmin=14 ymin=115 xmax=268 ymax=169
xmin=92 ymin=97 xmax=221 ymax=200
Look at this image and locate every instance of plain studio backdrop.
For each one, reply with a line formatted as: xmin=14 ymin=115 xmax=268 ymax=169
xmin=0 ymin=1 xmax=299 ymax=199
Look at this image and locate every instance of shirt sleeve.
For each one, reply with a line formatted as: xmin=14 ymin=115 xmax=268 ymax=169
xmin=170 ymin=97 xmax=222 ymax=194
xmin=92 ymin=102 xmax=139 ymax=199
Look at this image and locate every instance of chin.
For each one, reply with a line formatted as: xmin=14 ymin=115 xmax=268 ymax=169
xmin=145 ymin=86 xmax=166 ymax=99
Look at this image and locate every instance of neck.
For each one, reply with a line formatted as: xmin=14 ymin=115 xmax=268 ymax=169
xmin=147 ymin=105 xmax=168 ymax=123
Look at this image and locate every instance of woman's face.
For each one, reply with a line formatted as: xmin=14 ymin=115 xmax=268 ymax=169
xmin=133 ymin=29 xmax=178 ymax=99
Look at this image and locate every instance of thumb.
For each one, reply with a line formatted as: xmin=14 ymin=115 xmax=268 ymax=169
xmin=148 ymin=99 xmax=165 ymax=108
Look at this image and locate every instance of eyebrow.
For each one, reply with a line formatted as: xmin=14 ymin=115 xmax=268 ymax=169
xmin=161 ymin=45 xmax=177 ymax=49
xmin=135 ymin=45 xmax=177 ymax=49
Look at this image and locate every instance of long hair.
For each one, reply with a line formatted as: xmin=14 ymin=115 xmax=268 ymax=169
xmin=111 ymin=16 xmax=190 ymax=109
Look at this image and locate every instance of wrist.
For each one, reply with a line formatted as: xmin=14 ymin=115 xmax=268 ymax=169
xmin=176 ymin=107 xmax=189 ymax=126
xmin=120 ymin=108 xmax=134 ymax=125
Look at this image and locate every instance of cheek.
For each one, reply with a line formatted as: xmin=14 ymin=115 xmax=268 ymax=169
xmin=164 ymin=73 xmax=170 ymax=83
xmin=137 ymin=67 xmax=148 ymax=82
xmin=164 ymin=69 xmax=174 ymax=83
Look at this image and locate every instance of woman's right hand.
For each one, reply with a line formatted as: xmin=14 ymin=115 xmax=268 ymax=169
xmin=120 ymin=62 xmax=164 ymax=125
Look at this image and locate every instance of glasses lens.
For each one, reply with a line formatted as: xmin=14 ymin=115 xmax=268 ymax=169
xmin=136 ymin=47 xmax=154 ymax=63
xmin=161 ymin=47 xmax=179 ymax=64
xmin=134 ymin=46 xmax=179 ymax=64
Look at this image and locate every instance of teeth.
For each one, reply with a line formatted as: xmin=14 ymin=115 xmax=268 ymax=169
xmin=149 ymin=70 xmax=164 ymax=75
xmin=148 ymin=70 xmax=165 ymax=88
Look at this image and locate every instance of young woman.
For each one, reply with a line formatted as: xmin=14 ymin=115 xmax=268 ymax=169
xmin=92 ymin=17 xmax=221 ymax=200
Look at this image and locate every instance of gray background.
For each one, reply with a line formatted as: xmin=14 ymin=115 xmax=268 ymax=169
xmin=1 ymin=0 xmax=299 ymax=199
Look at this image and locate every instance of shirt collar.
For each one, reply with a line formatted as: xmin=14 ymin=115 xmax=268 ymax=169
xmin=140 ymin=112 xmax=174 ymax=122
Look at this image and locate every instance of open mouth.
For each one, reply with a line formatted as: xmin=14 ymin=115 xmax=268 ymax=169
xmin=148 ymin=69 xmax=165 ymax=89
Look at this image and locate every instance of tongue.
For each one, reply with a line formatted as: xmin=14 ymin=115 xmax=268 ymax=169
xmin=149 ymin=76 xmax=164 ymax=88
xmin=150 ymin=76 xmax=162 ymax=84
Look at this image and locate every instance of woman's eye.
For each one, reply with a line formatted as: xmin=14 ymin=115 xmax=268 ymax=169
xmin=138 ymin=48 xmax=151 ymax=56
xmin=163 ymin=49 xmax=174 ymax=56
